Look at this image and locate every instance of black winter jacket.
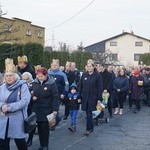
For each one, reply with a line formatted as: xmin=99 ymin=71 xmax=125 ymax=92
xmin=79 ymin=70 xmax=103 ymax=111
xmin=30 ymin=76 xmax=59 ymax=122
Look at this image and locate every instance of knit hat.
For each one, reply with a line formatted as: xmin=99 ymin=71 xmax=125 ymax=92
xmin=133 ymin=69 xmax=140 ymax=76
xmin=70 ymin=83 xmax=77 ymax=90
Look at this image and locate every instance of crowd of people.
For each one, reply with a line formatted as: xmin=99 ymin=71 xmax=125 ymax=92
xmin=0 ymin=55 xmax=150 ymax=150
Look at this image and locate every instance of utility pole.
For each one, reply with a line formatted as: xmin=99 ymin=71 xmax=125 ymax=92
xmin=51 ymin=29 xmax=55 ymax=51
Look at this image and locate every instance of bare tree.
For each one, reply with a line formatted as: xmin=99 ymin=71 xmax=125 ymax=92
xmin=0 ymin=5 xmax=21 ymax=44
xmin=92 ymin=49 xmax=111 ymax=64
xmin=0 ymin=4 xmax=7 ymax=17
xmin=58 ymin=42 xmax=71 ymax=52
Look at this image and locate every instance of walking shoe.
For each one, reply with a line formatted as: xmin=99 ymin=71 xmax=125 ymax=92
xmin=85 ymin=129 xmax=93 ymax=136
xmin=119 ymin=109 xmax=123 ymax=115
xmin=134 ymin=108 xmax=138 ymax=113
xmin=26 ymin=139 xmax=32 ymax=147
xmin=68 ymin=126 xmax=76 ymax=132
xmin=114 ymin=108 xmax=119 ymax=115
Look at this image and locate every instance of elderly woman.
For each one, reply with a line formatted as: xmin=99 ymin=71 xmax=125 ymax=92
xmin=22 ymin=72 xmax=33 ymax=84
xmin=22 ymin=72 xmax=35 ymax=147
xmin=30 ymin=67 xmax=59 ymax=150
xmin=78 ymin=60 xmax=103 ymax=135
xmin=0 ymin=69 xmax=31 ymax=150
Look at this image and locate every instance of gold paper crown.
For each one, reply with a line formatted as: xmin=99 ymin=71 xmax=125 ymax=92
xmin=87 ymin=59 xmax=94 ymax=65
xmin=34 ymin=65 xmax=42 ymax=71
xmin=17 ymin=55 xmax=28 ymax=63
xmin=5 ymin=58 xmax=14 ymax=66
xmin=5 ymin=64 xmax=17 ymax=73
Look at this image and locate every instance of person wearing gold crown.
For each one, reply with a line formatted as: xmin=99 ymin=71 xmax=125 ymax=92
xmin=17 ymin=55 xmax=36 ymax=79
xmin=78 ymin=60 xmax=103 ymax=135
xmin=48 ymin=59 xmax=69 ymax=130
xmin=0 ymin=63 xmax=31 ymax=150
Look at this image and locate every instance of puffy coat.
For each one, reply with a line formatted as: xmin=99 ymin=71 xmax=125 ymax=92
xmin=30 ymin=76 xmax=59 ymax=122
xmin=113 ymin=75 xmax=129 ymax=92
xmin=67 ymin=92 xmax=80 ymax=110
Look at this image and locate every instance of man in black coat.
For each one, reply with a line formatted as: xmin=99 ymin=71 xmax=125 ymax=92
xmin=17 ymin=55 xmax=36 ymax=79
xmin=99 ymin=64 xmax=113 ymax=117
xmin=143 ymin=67 xmax=150 ymax=106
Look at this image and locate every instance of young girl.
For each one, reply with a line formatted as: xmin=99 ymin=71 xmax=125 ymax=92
xmin=67 ymin=83 xmax=80 ymax=132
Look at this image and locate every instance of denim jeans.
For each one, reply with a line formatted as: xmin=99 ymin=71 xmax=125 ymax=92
xmin=69 ymin=110 xmax=78 ymax=126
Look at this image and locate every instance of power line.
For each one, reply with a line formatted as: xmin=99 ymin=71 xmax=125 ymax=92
xmin=47 ymin=0 xmax=96 ymax=30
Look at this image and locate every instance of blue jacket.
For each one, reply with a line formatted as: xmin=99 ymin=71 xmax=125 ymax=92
xmin=0 ymin=81 xmax=31 ymax=139
xmin=48 ymin=69 xmax=69 ymax=92
xmin=113 ymin=75 xmax=129 ymax=92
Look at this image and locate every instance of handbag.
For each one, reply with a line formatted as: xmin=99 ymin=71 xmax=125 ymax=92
xmin=19 ymin=85 xmax=37 ymax=133
xmin=24 ymin=112 xmax=37 ymax=133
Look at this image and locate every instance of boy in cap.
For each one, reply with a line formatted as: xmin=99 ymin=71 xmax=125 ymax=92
xmin=67 ymin=83 xmax=80 ymax=132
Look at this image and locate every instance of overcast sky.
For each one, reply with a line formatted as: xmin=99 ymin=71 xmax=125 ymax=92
xmin=1 ymin=0 xmax=150 ymax=49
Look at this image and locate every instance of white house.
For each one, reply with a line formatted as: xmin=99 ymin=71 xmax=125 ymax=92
xmin=84 ymin=32 xmax=150 ymax=66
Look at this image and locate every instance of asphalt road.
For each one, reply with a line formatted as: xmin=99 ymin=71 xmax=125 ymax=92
xmin=10 ymin=102 xmax=150 ymax=150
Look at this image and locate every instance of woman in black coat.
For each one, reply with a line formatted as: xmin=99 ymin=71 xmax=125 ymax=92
xmin=30 ymin=67 xmax=59 ymax=150
xmin=130 ymin=69 xmax=144 ymax=113
xmin=79 ymin=61 xmax=103 ymax=135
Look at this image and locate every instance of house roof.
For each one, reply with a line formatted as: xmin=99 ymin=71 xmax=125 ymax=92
xmin=0 ymin=17 xmax=45 ymax=29
xmin=84 ymin=32 xmax=150 ymax=52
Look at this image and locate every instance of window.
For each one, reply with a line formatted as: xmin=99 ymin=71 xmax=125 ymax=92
xmin=38 ymin=31 xmax=42 ymax=38
xmin=109 ymin=54 xmax=118 ymax=61
xmin=134 ymin=54 xmax=141 ymax=61
xmin=26 ymin=30 xmax=31 ymax=36
xmin=4 ymin=25 xmax=11 ymax=32
xmin=135 ymin=42 xmax=143 ymax=46
xmin=110 ymin=41 xmax=117 ymax=46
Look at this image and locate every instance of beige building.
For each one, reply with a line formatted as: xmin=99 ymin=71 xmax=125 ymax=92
xmin=0 ymin=17 xmax=45 ymax=46
xmin=84 ymin=32 xmax=150 ymax=66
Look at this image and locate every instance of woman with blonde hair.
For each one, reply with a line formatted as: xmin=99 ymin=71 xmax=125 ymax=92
xmin=0 ymin=65 xmax=31 ymax=150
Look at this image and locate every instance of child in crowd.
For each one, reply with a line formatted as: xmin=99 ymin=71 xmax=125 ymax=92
xmin=67 ymin=83 xmax=80 ymax=132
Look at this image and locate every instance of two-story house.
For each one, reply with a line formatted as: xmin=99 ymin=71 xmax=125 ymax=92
xmin=0 ymin=17 xmax=45 ymax=46
xmin=84 ymin=32 xmax=150 ymax=66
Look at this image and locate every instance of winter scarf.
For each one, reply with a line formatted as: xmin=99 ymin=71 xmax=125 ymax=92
xmin=6 ymin=80 xmax=26 ymax=103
